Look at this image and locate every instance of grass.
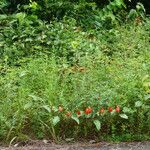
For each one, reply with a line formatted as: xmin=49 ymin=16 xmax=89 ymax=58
xmin=0 ymin=18 xmax=150 ymax=143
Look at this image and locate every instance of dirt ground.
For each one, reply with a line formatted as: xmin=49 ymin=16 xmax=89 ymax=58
xmin=0 ymin=141 xmax=150 ymax=150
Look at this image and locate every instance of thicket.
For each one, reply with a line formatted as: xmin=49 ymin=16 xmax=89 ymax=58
xmin=0 ymin=0 xmax=150 ymax=144
xmin=1 ymin=1 xmax=150 ymax=14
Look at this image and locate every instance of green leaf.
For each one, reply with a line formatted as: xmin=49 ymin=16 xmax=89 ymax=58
xmin=71 ymin=116 xmax=80 ymax=124
xmin=93 ymin=120 xmax=101 ymax=131
xmin=19 ymin=71 xmax=27 ymax=77
xmin=52 ymin=116 xmax=60 ymax=126
xmin=42 ymin=105 xmax=51 ymax=113
xmin=16 ymin=12 xmax=26 ymax=25
xmin=119 ymin=114 xmax=128 ymax=119
xmin=123 ymin=107 xmax=133 ymax=113
xmin=144 ymin=94 xmax=150 ymax=100
xmin=135 ymin=101 xmax=142 ymax=107
xmin=0 ymin=15 xmax=8 ymax=20
xmin=136 ymin=3 xmax=145 ymax=12
xmin=128 ymin=9 xmax=138 ymax=19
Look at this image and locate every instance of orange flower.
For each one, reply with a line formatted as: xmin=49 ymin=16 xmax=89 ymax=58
xmin=65 ymin=112 xmax=71 ymax=117
xmin=108 ymin=107 xmax=113 ymax=112
xmin=100 ymin=108 xmax=105 ymax=113
xmin=77 ymin=111 xmax=81 ymax=115
xmin=85 ymin=107 xmax=92 ymax=115
xmin=115 ymin=106 xmax=120 ymax=113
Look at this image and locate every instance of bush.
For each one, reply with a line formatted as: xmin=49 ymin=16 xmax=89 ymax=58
xmin=1 ymin=0 xmax=127 ymax=25
xmin=0 ymin=11 xmax=148 ymax=66
xmin=0 ymin=20 xmax=150 ymax=141
xmin=0 ymin=0 xmax=150 ymax=143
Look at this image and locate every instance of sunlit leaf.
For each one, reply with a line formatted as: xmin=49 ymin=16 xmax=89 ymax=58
xmin=52 ymin=116 xmax=60 ymax=126
xmin=135 ymin=101 xmax=142 ymax=107
xmin=42 ymin=105 xmax=51 ymax=113
xmin=144 ymin=94 xmax=150 ymax=100
xmin=71 ymin=116 xmax=80 ymax=124
xmin=119 ymin=114 xmax=128 ymax=119
xmin=93 ymin=119 xmax=101 ymax=131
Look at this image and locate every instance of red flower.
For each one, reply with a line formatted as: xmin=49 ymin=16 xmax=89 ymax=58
xmin=100 ymin=108 xmax=105 ymax=113
xmin=58 ymin=106 xmax=63 ymax=112
xmin=85 ymin=107 xmax=92 ymax=115
xmin=115 ymin=106 xmax=120 ymax=113
xmin=77 ymin=111 xmax=81 ymax=115
xmin=65 ymin=112 xmax=71 ymax=117
xmin=108 ymin=107 xmax=113 ymax=112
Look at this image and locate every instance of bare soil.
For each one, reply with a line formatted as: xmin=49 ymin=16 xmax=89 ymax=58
xmin=0 ymin=140 xmax=150 ymax=150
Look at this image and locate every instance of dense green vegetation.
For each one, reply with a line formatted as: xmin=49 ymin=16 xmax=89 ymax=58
xmin=0 ymin=0 xmax=150 ymax=143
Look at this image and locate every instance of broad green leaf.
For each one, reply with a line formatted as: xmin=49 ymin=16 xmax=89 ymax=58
xmin=52 ymin=116 xmax=60 ymax=126
xmin=16 ymin=12 xmax=26 ymax=19
xmin=42 ymin=105 xmax=51 ymax=113
xmin=136 ymin=3 xmax=145 ymax=12
xmin=119 ymin=114 xmax=128 ymax=119
xmin=0 ymin=14 xmax=8 ymax=19
xmin=16 ymin=12 xmax=26 ymax=25
xmin=93 ymin=120 xmax=101 ymax=131
xmin=135 ymin=101 xmax=142 ymax=107
xmin=128 ymin=9 xmax=138 ymax=18
xmin=144 ymin=94 xmax=150 ymax=100
xmin=71 ymin=116 xmax=80 ymax=124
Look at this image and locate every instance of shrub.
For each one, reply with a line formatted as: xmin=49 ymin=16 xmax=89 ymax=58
xmin=0 ymin=44 xmax=150 ymax=141
xmin=0 ymin=12 xmax=149 ymax=66
xmin=0 ymin=1 xmax=150 ymax=142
